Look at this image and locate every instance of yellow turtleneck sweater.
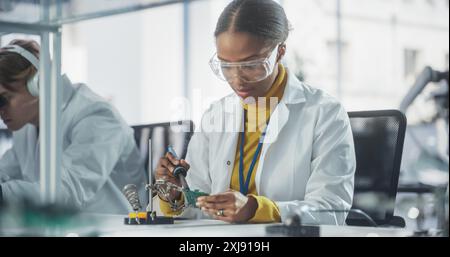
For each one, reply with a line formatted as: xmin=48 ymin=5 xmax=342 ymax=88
xmin=160 ymin=64 xmax=287 ymax=223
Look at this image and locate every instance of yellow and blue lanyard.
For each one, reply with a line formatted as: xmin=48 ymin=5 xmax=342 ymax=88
xmin=239 ymin=109 xmax=269 ymax=196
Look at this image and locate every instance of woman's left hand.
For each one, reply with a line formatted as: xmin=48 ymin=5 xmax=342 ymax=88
xmin=196 ymin=189 xmax=258 ymax=223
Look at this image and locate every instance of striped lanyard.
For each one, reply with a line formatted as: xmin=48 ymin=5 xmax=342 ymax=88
xmin=239 ymin=109 xmax=269 ymax=195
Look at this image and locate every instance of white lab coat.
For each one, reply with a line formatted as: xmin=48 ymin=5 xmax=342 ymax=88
xmin=0 ymin=75 xmax=146 ymax=214
xmin=182 ymin=71 xmax=356 ymax=225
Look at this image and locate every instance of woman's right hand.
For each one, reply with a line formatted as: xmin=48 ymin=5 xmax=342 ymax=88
xmin=154 ymin=152 xmax=190 ymax=201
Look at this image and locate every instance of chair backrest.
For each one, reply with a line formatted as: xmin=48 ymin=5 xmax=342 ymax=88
xmin=346 ymin=110 xmax=407 ymax=227
xmin=131 ymin=120 xmax=194 ymax=185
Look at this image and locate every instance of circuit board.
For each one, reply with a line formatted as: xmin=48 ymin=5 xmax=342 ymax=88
xmin=183 ymin=189 xmax=209 ymax=207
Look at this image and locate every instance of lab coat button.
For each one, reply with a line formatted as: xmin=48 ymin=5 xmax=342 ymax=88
xmin=226 ymin=161 xmax=231 ymax=165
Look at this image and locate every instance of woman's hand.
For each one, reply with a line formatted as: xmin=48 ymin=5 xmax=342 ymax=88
xmin=154 ymin=152 xmax=190 ymax=201
xmin=196 ymin=189 xmax=258 ymax=223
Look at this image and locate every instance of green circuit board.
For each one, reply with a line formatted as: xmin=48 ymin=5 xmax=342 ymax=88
xmin=183 ymin=189 xmax=209 ymax=207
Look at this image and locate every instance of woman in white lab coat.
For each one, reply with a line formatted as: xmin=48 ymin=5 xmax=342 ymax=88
xmin=0 ymin=39 xmax=145 ymax=213
xmin=156 ymin=0 xmax=355 ymax=225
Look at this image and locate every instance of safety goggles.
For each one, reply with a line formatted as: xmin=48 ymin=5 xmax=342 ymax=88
xmin=209 ymin=45 xmax=280 ymax=83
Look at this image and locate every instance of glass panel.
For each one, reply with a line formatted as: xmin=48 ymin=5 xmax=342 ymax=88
xmin=0 ymin=0 xmax=183 ymax=25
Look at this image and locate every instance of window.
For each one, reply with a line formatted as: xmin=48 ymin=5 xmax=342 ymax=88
xmin=327 ymin=40 xmax=351 ymax=82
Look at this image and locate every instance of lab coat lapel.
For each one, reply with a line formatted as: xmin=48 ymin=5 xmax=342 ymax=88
xmin=254 ymin=72 xmax=306 ymax=194
xmin=216 ymin=96 xmax=243 ymax=193
xmin=61 ymin=74 xmax=78 ymax=111
xmin=254 ymin=102 xmax=289 ymax=194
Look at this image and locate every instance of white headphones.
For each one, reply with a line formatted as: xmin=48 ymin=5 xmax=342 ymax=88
xmin=2 ymin=44 xmax=40 ymax=97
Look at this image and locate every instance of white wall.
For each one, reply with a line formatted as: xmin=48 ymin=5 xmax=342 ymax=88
xmin=139 ymin=5 xmax=185 ymax=125
xmin=187 ymin=0 xmax=233 ymax=126
xmin=61 ymin=4 xmax=186 ymax=126
xmin=62 ymin=10 xmax=145 ymax=125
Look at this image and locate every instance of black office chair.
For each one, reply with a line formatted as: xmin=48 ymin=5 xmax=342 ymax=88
xmin=346 ymin=110 xmax=407 ymax=227
xmin=131 ymin=120 xmax=194 ymax=185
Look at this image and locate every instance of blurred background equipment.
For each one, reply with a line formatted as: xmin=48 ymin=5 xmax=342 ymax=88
xmin=397 ymin=66 xmax=449 ymax=235
xmin=400 ymin=67 xmax=449 ymax=186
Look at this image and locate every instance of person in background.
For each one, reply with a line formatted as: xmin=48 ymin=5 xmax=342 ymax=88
xmin=0 ymin=39 xmax=145 ymax=213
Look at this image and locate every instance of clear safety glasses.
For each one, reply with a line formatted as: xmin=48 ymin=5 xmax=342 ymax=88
xmin=209 ymin=45 xmax=280 ymax=83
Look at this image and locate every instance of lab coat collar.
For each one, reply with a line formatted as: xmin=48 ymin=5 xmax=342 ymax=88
xmin=222 ymin=70 xmax=308 ymax=140
xmin=61 ymin=74 xmax=78 ymax=111
xmin=280 ymin=69 xmax=307 ymax=105
xmin=263 ymin=70 xmax=307 ymax=143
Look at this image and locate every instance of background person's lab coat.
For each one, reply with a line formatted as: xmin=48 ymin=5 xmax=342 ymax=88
xmin=0 ymin=75 xmax=146 ymax=214
xmin=182 ymin=71 xmax=356 ymax=225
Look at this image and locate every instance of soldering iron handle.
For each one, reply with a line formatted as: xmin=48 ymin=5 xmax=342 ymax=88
xmin=167 ymin=146 xmax=188 ymax=178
